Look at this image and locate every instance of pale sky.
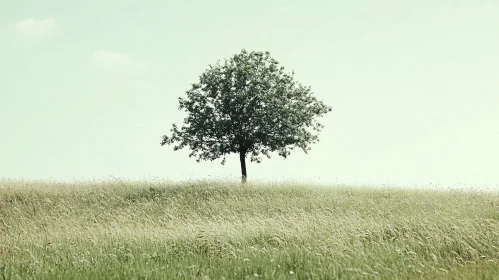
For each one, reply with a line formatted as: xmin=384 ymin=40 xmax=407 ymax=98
xmin=1 ymin=0 xmax=498 ymax=189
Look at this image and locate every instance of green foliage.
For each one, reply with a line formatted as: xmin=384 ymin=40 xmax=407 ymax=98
xmin=161 ymin=49 xmax=332 ymax=165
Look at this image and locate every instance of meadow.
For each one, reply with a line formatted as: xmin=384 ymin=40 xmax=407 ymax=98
xmin=0 ymin=179 xmax=498 ymax=279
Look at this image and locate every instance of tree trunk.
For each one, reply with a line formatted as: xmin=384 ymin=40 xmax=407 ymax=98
xmin=239 ymin=149 xmax=247 ymax=183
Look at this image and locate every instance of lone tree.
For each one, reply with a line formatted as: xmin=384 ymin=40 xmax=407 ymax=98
xmin=161 ymin=49 xmax=332 ymax=183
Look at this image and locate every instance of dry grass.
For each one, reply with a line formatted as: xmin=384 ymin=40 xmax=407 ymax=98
xmin=1 ymin=179 xmax=498 ymax=279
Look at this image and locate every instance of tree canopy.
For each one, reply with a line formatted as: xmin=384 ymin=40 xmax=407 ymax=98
xmin=161 ymin=49 xmax=332 ymax=182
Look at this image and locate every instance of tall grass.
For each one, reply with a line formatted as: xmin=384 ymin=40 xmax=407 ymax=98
xmin=1 ymin=179 xmax=498 ymax=279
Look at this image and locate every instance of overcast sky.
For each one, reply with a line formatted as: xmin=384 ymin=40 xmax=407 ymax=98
xmin=1 ymin=0 xmax=498 ymax=189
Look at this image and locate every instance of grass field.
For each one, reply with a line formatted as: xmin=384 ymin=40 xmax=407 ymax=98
xmin=1 ymin=179 xmax=498 ymax=279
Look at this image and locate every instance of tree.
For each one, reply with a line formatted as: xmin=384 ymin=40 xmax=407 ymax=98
xmin=161 ymin=49 xmax=332 ymax=183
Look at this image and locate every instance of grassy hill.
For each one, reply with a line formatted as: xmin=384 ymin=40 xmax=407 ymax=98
xmin=1 ymin=179 xmax=498 ymax=279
